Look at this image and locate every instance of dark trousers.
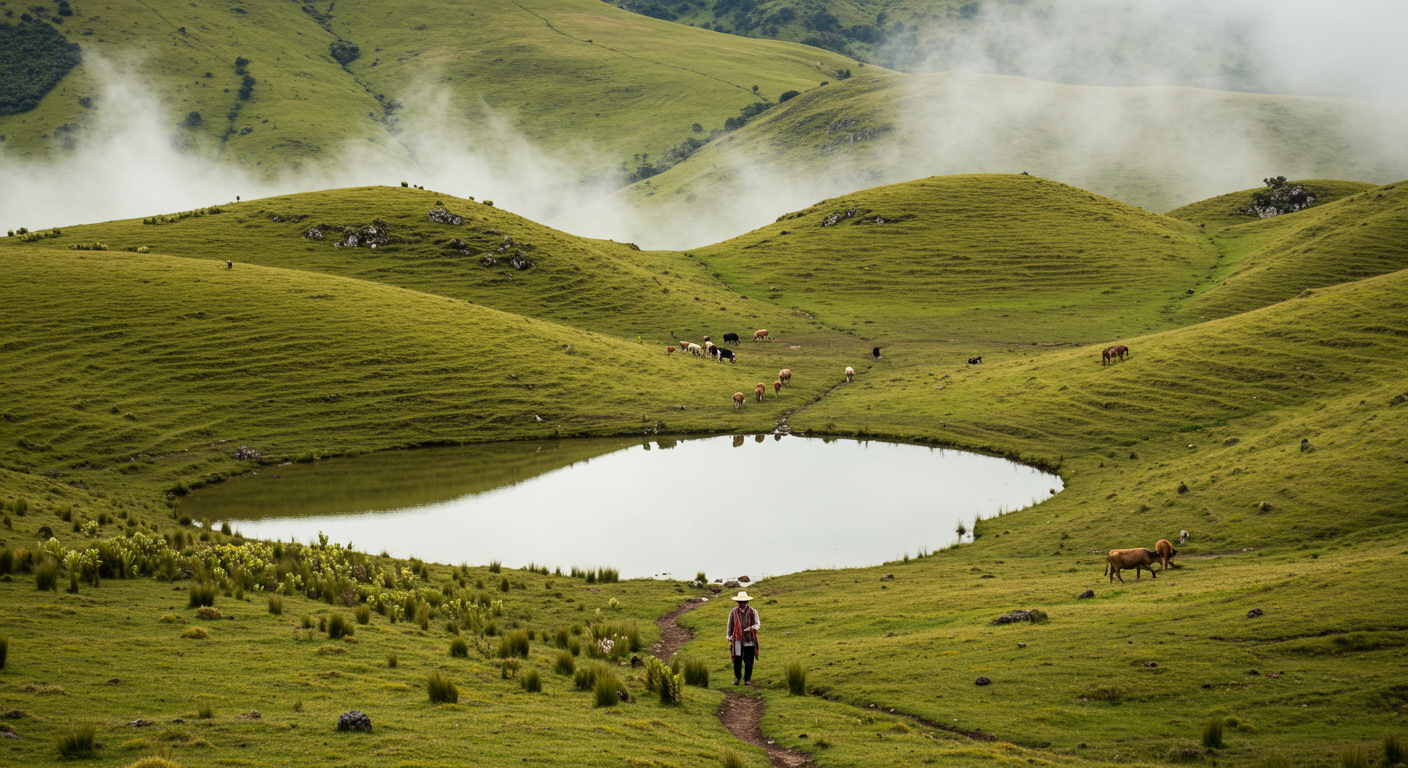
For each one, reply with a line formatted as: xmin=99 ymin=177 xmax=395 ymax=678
xmin=733 ymin=644 xmax=755 ymax=683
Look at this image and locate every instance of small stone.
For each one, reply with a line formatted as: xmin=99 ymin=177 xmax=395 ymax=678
xmin=1018 ymin=643 xmax=1026 ymax=648
xmin=336 ymin=710 xmax=372 ymax=732
xmin=0 ymin=731 xmax=17 ymax=739
xmin=127 ymin=719 xmax=156 ymax=727
xmin=1077 ymin=589 xmax=1095 ymax=599
xmin=1247 ymin=608 xmax=1264 ymax=618
xmin=975 ymin=676 xmax=991 ymax=686
xmin=738 ymin=575 xmax=751 ymax=583
xmin=879 ymin=574 xmax=895 ymax=581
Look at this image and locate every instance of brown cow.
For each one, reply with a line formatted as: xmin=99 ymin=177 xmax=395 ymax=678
xmin=778 ymin=368 xmax=792 ymax=387
xmin=753 ymin=329 xmax=770 ymax=341
xmin=1101 ymin=344 xmax=1130 ymax=366
xmin=666 ymin=346 xmax=676 ymax=356
xmin=1105 ymin=548 xmax=1159 ymax=583
xmin=1154 ymin=539 xmax=1177 ymax=571
xmin=754 ymin=383 xmax=766 ymax=402
xmin=732 ymin=392 xmax=745 ymax=409
xmin=773 ymin=380 xmax=782 ymax=396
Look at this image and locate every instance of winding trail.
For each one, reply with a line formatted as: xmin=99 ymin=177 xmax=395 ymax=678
xmin=653 ymin=600 xmax=813 ymax=768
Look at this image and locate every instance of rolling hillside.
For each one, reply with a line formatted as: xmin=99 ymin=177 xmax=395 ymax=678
xmin=2 ymin=176 xmax=1407 ymax=768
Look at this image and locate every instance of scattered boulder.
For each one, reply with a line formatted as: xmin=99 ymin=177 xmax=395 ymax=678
xmin=508 ymin=252 xmax=533 ymax=270
xmin=1017 ymin=642 xmax=1026 ymax=648
xmin=1300 ymin=438 xmax=1315 ymax=453
xmin=879 ymin=574 xmax=894 ymax=582
xmin=495 ymin=235 xmax=517 ymax=253
xmin=336 ymin=710 xmax=372 ymax=732
xmin=992 ymin=609 xmax=1048 ymax=625
xmin=238 ymin=126 xmax=252 ymax=136
xmin=1258 ymin=501 xmax=1272 ymax=511
xmin=304 ymin=227 xmax=325 ymax=240
xmin=233 ymin=445 xmax=261 ymax=461
xmin=427 ymin=207 xmax=463 ymax=225
xmin=240 ymin=710 xmax=261 ymax=720
xmin=975 ymin=676 xmax=991 ymax=686
xmin=1247 ymin=608 xmax=1264 ymax=618
xmin=1391 ymin=393 xmax=1406 ymax=407
xmin=126 ymin=719 xmax=155 ymax=727
xmin=738 ymin=575 xmax=751 ymax=583
xmin=723 ymin=580 xmax=741 ymax=589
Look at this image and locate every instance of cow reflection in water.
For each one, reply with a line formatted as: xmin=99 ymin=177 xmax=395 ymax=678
xmin=755 ymin=434 xmax=765 ymax=443
xmin=733 ymin=435 xmax=746 ymax=448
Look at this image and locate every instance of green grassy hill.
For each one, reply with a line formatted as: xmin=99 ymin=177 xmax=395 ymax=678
xmin=2 ymin=176 xmax=1407 ymax=768
xmin=0 ymin=0 xmax=867 ymax=171
xmin=577 ymin=71 xmax=1408 ymax=247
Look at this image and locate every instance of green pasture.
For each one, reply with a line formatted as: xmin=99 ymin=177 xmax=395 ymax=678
xmin=2 ymin=175 xmax=1407 ymax=767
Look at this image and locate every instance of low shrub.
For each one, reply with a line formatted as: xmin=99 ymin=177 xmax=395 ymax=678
xmin=327 ymin=614 xmax=352 ymax=640
xmin=488 ymin=560 xmax=501 ymax=573
xmin=521 ymin=668 xmax=542 ymax=693
xmin=386 ymin=652 xmax=397 ymax=668
xmin=57 ymin=723 xmax=96 ymax=758
xmin=0 ymin=634 xmax=8 ymax=669
xmin=682 ymin=657 xmax=709 ymax=688
xmin=785 ymin=660 xmax=807 ymax=695
xmin=195 ymin=607 xmax=222 ymax=620
xmin=415 ymin=603 xmax=430 ymax=630
xmin=1339 ymin=744 xmax=1370 ymax=768
xmin=35 ymin=559 xmax=58 ymax=591
xmin=644 ymin=657 xmax=682 ymax=704
xmin=554 ymin=650 xmax=575 ymax=675
xmin=125 ymin=757 xmax=180 ymax=768
xmin=1258 ymin=753 xmax=1292 ymax=768
xmin=197 ymin=700 xmax=213 ymax=719
xmin=1202 ymin=718 xmax=1224 ymax=749
xmin=574 ymin=662 xmax=605 ymax=691
xmin=354 ymin=604 xmax=371 ymax=625
xmin=427 ymin=671 xmax=458 ymax=703
xmin=267 ymin=595 xmax=283 ymax=615
xmin=449 ymin=638 xmax=469 ymax=658
xmin=187 ymin=581 xmax=216 ymax=608
xmin=182 ymin=627 xmax=209 ymax=640
xmin=499 ymin=629 xmax=530 ymax=658
xmin=592 ymin=670 xmax=620 ymax=707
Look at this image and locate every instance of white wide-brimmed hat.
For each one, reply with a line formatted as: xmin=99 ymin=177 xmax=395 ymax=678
xmin=732 ymin=591 xmax=753 ymax=602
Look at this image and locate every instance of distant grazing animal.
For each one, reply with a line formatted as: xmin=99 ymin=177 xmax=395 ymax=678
xmin=722 ymin=332 xmax=741 ymax=345
xmin=732 ymin=392 xmax=745 ymax=409
xmin=753 ymin=329 xmax=770 ymax=342
xmin=873 ymin=347 xmax=883 ymax=359
xmin=702 ymin=335 xmax=710 ymax=343
xmin=754 ymin=383 xmax=767 ymax=402
xmin=845 ymin=366 xmax=855 ymax=382
xmin=1154 ymin=539 xmax=1177 ymax=571
xmin=1101 ymin=344 xmax=1130 ymax=366
xmin=666 ymin=346 xmax=676 ymax=356
xmin=713 ymin=347 xmax=736 ymax=364
xmin=1179 ymin=530 xmax=1190 ymax=544
xmin=685 ymin=343 xmax=703 ymax=357
xmin=778 ymin=369 xmax=792 ymax=387
xmin=967 ymin=356 xmax=982 ymax=365
xmin=1105 ymin=548 xmax=1159 ymax=583
xmin=773 ymin=380 xmax=782 ymax=396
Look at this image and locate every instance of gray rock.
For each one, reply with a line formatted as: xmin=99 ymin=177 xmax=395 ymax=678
xmin=1077 ymin=589 xmax=1095 ymax=599
xmin=336 ymin=710 xmax=372 ymax=732
xmin=1247 ymin=608 xmax=1264 ymax=618
xmin=975 ymin=676 xmax=991 ymax=686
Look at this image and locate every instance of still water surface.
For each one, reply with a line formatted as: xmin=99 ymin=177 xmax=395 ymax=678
xmin=184 ymin=435 xmax=1061 ymax=579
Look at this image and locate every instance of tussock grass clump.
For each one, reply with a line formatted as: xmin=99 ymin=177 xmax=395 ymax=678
xmin=195 ymin=607 xmax=222 ymax=620
xmin=0 ymin=635 xmax=7 ymax=670
xmin=57 ymin=723 xmax=96 ymax=758
xmin=554 ymin=650 xmax=575 ymax=675
xmin=1339 ymin=744 xmax=1370 ymax=768
xmin=181 ymin=627 xmax=209 ymax=640
xmin=721 ymin=748 xmax=745 ymax=768
xmin=488 ymin=560 xmax=501 ymax=573
xmin=386 ymin=652 xmax=397 ymax=668
xmin=682 ymin=657 xmax=709 ymax=688
xmin=426 ymin=671 xmax=459 ymax=703
xmin=124 ymin=758 xmax=180 ymax=768
xmin=187 ymin=581 xmax=216 ymax=608
xmin=449 ymin=638 xmax=469 ymax=658
xmin=1202 ymin=718 xmax=1224 ymax=749
xmin=785 ymin=660 xmax=807 ymax=695
xmin=34 ymin=559 xmax=58 ymax=591
xmin=327 ymin=614 xmax=351 ymax=640
xmin=1385 ymin=733 xmax=1405 ymax=765
xmin=197 ymin=700 xmax=213 ymax=719
xmin=498 ymin=629 xmax=530 ymax=658
xmin=354 ymin=604 xmax=371 ymax=624
xmin=592 ymin=670 xmax=621 ymax=707
xmin=266 ymin=594 xmax=283 ymax=615
xmin=415 ymin=603 xmax=430 ymax=630
xmin=521 ymin=668 xmax=543 ymax=693
xmin=1258 ymin=753 xmax=1292 ymax=768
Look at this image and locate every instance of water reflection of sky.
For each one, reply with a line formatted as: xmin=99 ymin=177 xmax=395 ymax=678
xmin=212 ymin=436 xmax=1060 ymax=580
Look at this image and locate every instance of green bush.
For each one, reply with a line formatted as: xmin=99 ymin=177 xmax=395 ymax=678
xmin=329 ymin=39 xmax=360 ymax=66
xmin=427 ymin=671 xmax=458 ymax=703
xmin=35 ymin=559 xmax=58 ymax=591
xmin=488 ymin=560 xmax=501 ymax=573
xmin=1202 ymin=718 xmax=1224 ymax=749
xmin=1386 ymin=733 xmax=1405 ymax=765
xmin=56 ymin=723 xmax=96 ymax=758
xmin=499 ymin=629 xmax=530 ymax=658
xmin=449 ymin=638 xmax=469 ymax=658
xmin=354 ymin=604 xmax=371 ymax=624
xmin=386 ymin=652 xmax=397 ymax=668
xmin=592 ymin=670 xmax=620 ymax=707
xmin=188 ymin=581 xmax=217 ymax=608
xmin=785 ymin=660 xmax=807 ymax=695
xmin=415 ymin=603 xmax=430 ymax=630
xmin=554 ymin=650 xmax=575 ymax=675
xmin=267 ymin=594 xmax=283 ymax=615
xmin=327 ymin=613 xmax=352 ymax=640
xmin=644 ymin=657 xmax=682 ymax=704
xmin=521 ymin=668 xmax=543 ymax=693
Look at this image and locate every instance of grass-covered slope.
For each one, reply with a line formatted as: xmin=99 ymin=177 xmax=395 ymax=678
xmin=581 ymin=71 xmax=1408 ymax=247
xmin=0 ymin=0 xmax=869 ymax=170
xmin=1172 ymin=181 xmax=1408 ymax=320
xmin=695 ymin=173 xmax=1217 ymax=343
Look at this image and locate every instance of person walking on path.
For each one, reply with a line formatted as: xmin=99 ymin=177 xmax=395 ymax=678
xmin=726 ymin=591 xmax=760 ymax=685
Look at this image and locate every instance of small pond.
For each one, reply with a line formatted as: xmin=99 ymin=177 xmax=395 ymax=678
xmin=183 ymin=435 xmax=1061 ymax=580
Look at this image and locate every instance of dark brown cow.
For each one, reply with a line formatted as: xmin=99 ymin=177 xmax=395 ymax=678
xmin=1154 ymin=539 xmax=1177 ymax=571
xmin=773 ymin=380 xmax=782 ymax=396
xmin=1101 ymin=344 xmax=1130 ymax=366
xmin=1105 ymin=548 xmax=1159 ymax=583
